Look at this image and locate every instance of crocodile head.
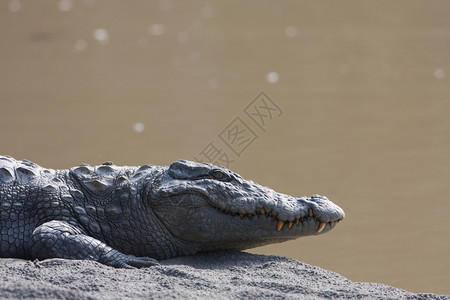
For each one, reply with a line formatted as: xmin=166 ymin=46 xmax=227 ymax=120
xmin=148 ymin=160 xmax=345 ymax=253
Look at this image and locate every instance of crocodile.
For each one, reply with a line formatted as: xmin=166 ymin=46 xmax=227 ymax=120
xmin=0 ymin=155 xmax=345 ymax=268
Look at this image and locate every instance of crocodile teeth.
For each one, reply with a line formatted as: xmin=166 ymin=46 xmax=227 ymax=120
xmin=239 ymin=214 xmax=244 ymax=219
xmin=276 ymin=220 xmax=284 ymax=232
xmin=308 ymin=208 xmax=313 ymax=217
xmin=295 ymin=219 xmax=299 ymax=225
xmin=260 ymin=208 xmax=265 ymax=215
xmin=317 ymin=222 xmax=326 ymax=233
xmin=287 ymin=221 xmax=293 ymax=229
xmin=329 ymin=221 xmax=334 ymax=227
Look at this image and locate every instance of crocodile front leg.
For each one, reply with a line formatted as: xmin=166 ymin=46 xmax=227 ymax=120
xmin=29 ymin=221 xmax=158 ymax=268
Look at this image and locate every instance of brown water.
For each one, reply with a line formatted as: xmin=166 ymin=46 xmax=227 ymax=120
xmin=1 ymin=0 xmax=449 ymax=295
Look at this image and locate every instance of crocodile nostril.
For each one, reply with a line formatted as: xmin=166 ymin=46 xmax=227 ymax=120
xmin=311 ymin=194 xmax=329 ymax=202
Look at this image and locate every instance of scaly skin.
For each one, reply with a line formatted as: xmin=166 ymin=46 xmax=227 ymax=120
xmin=0 ymin=156 xmax=344 ymax=268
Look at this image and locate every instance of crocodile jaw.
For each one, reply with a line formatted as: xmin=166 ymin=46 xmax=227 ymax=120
xmin=149 ymin=170 xmax=344 ymax=251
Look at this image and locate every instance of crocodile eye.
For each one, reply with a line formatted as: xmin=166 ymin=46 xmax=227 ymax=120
xmin=210 ymin=170 xmax=230 ymax=181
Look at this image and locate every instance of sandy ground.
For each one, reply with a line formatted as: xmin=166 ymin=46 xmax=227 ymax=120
xmin=0 ymin=251 xmax=447 ymax=300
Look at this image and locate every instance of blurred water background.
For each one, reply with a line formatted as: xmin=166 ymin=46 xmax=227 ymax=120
xmin=1 ymin=0 xmax=449 ymax=294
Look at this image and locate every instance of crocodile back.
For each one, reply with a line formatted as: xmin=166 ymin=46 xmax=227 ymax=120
xmin=0 ymin=156 xmax=65 ymax=258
